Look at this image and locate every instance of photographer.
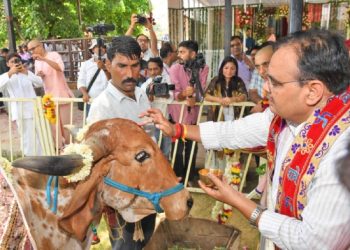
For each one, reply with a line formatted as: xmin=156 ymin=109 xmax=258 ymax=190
xmin=0 ymin=53 xmax=43 ymax=155
xmin=169 ymin=40 xmax=209 ymax=184
xmin=125 ymin=13 xmax=158 ymax=61
xmin=141 ymin=57 xmax=173 ymax=158
xmin=77 ymin=39 xmax=110 ymax=115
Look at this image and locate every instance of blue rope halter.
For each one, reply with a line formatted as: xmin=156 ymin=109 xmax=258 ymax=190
xmin=104 ymin=177 xmax=184 ymax=213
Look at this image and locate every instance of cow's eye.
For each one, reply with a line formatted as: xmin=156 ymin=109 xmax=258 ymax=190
xmin=135 ymin=150 xmax=150 ymax=163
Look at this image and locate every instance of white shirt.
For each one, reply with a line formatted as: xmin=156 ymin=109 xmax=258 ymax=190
xmin=0 ymin=71 xmax=43 ymax=121
xmin=87 ymin=81 xmax=151 ymax=125
xmin=77 ymin=58 xmax=108 ymax=99
xmin=142 ymin=48 xmax=156 ymax=61
xmin=199 ymin=109 xmax=350 ymax=250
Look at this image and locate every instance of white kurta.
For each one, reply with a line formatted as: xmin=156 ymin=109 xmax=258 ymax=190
xmin=0 ymin=71 xmax=43 ymax=155
xmin=199 ymin=109 xmax=350 ymax=250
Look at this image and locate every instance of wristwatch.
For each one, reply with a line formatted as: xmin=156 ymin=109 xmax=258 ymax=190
xmin=249 ymin=205 xmax=267 ymax=227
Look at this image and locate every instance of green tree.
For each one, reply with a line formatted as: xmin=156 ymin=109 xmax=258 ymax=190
xmin=0 ymin=0 xmax=150 ymax=45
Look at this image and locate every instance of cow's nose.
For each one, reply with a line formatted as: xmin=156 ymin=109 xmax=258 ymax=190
xmin=187 ymin=197 xmax=193 ymax=209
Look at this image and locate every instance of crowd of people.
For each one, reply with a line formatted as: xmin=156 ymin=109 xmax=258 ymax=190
xmin=0 ymin=13 xmax=350 ymax=249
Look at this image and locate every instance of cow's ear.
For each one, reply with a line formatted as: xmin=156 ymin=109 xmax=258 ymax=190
xmin=58 ymin=160 xmax=110 ymax=241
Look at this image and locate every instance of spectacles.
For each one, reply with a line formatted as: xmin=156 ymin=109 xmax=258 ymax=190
xmin=28 ymin=45 xmax=39 ymax=52
xmin=267 ymin=75 xmax=312 ymax=89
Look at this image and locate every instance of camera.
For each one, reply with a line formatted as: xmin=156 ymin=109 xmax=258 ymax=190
xmin=86 ymin=24 xmax=115 ymax=35
xmin=13 ymin=58 xmax=21 ymax=65
xmin=184 ymin=53 xmax=206 ymax=71
xmin=146 ymin=76 xmax=174 ymax=98
xmin=136 ymin=15 xmax=148 ymax=25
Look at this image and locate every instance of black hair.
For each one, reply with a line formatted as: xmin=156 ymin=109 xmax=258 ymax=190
xmin=216 ymin=56 xmax=240 ymax=97
xmin=1 ymin=48 xmax=9 ymax=54
xmin=6 ymin=52 xmax=21 ymax=62
xmin=136 ymin=34 xmax=149 ymax=41
xmin=107 ymin=36 xmax=141 ymax=61
xmin=160 ymin=42 xmax=174 ymax=59
xmin=230 ymin=36 xmax=242 ymax=43
xmin=147 ymin=57 xmax=163 ymax=69
xmin=178 ymin=40 xmax=198 ymax=53
xmin=274 ymin=28 xmax=350 ymax=95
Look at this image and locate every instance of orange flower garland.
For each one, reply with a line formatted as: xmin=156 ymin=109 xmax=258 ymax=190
xmin=212 ymin=160 xmax=241 ymax=224
xmin=42 ymin=94 xmax=56 ymax=124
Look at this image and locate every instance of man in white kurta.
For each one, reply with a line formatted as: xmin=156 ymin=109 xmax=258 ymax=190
xmin=140 ymin=29 xmax=350 ymax=249
xmin=0 ymin=53 xmax=43 ymax=155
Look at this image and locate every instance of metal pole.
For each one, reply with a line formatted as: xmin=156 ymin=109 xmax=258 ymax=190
xmin=76 ymin=0 xmax=82 ymax=26
xmin=289 ymin=0 xmax=303 ymax=33
xmin=3 ymin=0 xmax=16 ymax=52
xmin=224 ymin=0 xmax=232 ymax=57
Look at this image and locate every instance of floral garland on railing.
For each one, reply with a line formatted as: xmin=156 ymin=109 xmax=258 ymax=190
xmin=211 ymin=158 xmax=241 ymax=224
xmin=0 ymin=157 xmax=12 ymax=179
xmin=42 ymin=94 xmax=56 ymax=124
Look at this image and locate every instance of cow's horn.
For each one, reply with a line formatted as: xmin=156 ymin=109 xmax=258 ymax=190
xmin=84 ymin=136 xmax=110 ymax=162
xmin=64 ymin=124 xmax=80 ymax=141
xmin=12 ymin=154 xmax=84 ymax=176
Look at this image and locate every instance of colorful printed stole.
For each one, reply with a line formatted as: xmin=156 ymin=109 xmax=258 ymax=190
xmin=266 ymin=89 xmax=350 ymax=219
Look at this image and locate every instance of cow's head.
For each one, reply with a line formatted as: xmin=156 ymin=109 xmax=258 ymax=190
xmin=12 ymin=118 xmax=192 ymax=241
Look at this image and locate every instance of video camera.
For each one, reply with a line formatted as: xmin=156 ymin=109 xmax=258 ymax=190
xmin=183 ymin=53 xmax=206 ymax=104
xmin=146 ymin=76 xmax=175 ymax=98
xmin=184 ymin=53 xmax=206 ymax=71
xmin=86 ymin=24 xmax=115 ymax=36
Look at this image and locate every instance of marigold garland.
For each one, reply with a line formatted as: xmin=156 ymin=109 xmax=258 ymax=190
xmin=0 ymin=157 xmax=12 ymax=178
xmin=62 ymin=143 xmax=93 ymax=182
xmin=211 ymin=158 xmax=241 ymax=224
xmin=42 ymin=94 xmax=57 ymax=124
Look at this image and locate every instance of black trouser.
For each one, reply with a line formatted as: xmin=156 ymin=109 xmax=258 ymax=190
xmin=110 ymin=213 xmax=156 ymax=250
xmin=172 ymin=139 xmax=198 ymax=182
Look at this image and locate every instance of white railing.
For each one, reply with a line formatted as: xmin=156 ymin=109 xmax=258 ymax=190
xmin=0 ymin=97 xmax=263 ymax=193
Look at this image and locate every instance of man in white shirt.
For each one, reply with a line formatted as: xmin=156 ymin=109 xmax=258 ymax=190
xmin=141 ymin=57 xmax=172 ymax=158
xmin=125 ymin=14 xmax=159 ymax=61
xmin=141 ymin=29 xmax=350 ymax=249
xmin=0 ymin=53 xmax=43 ymax=156
xmin=87 ymin=36 xmax=156 ymax=250
xmin=77 ymin=39 xmax=109 ymax=115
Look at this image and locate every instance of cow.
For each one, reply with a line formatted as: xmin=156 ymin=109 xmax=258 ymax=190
xmin=3 ymin=118 xmax=192 ymax=249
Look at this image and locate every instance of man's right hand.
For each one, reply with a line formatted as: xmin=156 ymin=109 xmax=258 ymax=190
xmin=139 ymin=108 xmax=175 ymax=137
xmin=182 ymin=86 xmax=194 ymax=97
xmin=130 ymin=14 xmax=138 ymax=28
xmin=8 ymin=64 xmax=21 ymax=77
